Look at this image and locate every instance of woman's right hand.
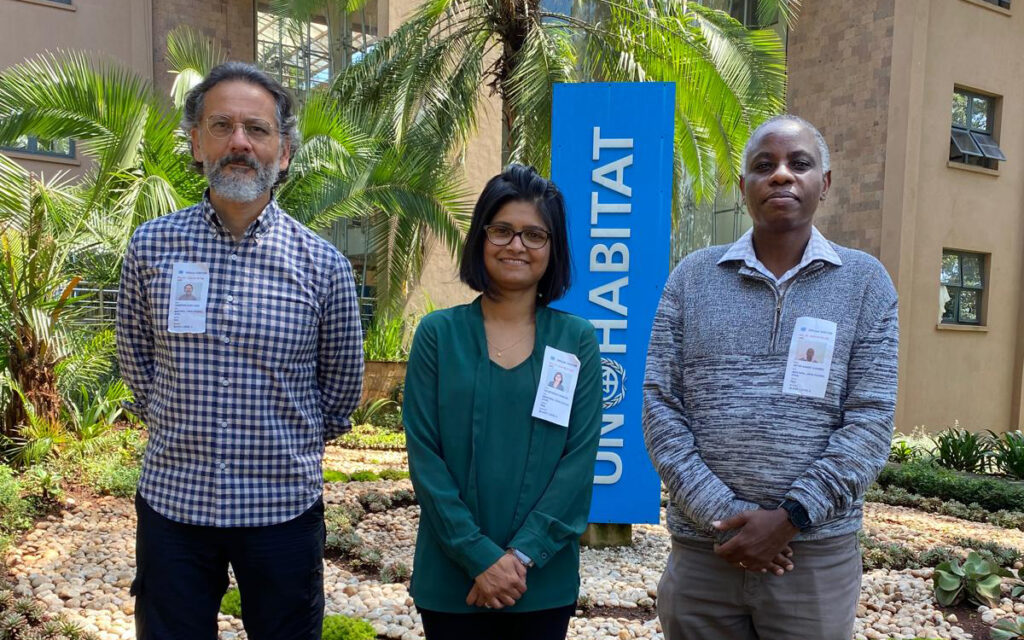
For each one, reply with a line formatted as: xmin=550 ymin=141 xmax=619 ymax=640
xmin=467 ymin=553 xmax=527 ymax=609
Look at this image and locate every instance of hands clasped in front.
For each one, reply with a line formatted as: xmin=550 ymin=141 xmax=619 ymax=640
xmin=466 ymin=551 xmax=527 ymax=610
xmin=712 ymin=508 xmax=799 ymax=576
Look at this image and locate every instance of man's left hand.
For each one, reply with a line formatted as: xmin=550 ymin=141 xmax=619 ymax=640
xmin=712 ymin=508 xmax=798 ymax=574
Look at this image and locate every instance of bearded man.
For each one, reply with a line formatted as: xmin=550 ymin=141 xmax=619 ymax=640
xmin=116 ymin=62 xmax=363 ymax=640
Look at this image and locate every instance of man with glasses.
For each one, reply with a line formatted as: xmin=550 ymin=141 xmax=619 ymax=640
xmin=116 ymin=62 xmax=363 ymax=640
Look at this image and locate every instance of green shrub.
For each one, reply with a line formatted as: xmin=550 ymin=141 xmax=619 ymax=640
xmin=0 ymin=465 xmax=33 ymax=550
xmin=321 ymin=614 xmax=375 ymax=640
xmin=993 ymin=430 xmax=1024 ymax=480
xmin=348 ymin=470 xmax=380 ymax=483
xmin=335 ymin=424 xmax=407 ymax=450
xmin=917 ymin=547 xmax=958 ymax=568
xmin=877 ymin=460 xmax=1024 ymax=512
xmin=932 ymin=429 xmax=994 ymax=473
xmin=220 ymin=588 xmax=242 ymax=617
xmin=859 ymin=534 xmax=920 ymax=571
xmin=380 ymin=561 xmax=411 ymax=584
xmin=83 ymin=456 xmax=140 ymax=498
xmin=378 ymin=469 xmax=409 ymax=481
xmin=889 ymin=440 xmax=922 ymax=464
xmin=990 ymin=510 xmax=1024 ymax=529
xmin=953 ymin=536 xmax=1023 ymax=567
xmin=323 ymin=469 xmax=349 ymax=483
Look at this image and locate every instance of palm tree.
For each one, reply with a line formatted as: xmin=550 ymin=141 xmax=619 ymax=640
xmin=163 ymin=25 xmax=471 ymax=313
xmin=312 ymin=0 xmax=798 ymax=204
xmin=0 ymin=153 xmax=84 ymax=436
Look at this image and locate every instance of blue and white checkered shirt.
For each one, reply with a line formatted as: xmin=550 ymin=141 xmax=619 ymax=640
xmin=717 ymin=225 xmax=842 ymax=289
xmin=116 ymin=195 xmax=364 ymax=527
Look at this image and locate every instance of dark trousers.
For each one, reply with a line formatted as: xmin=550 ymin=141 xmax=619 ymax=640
xmin=418 ymin=604 xmax=575 ymax=640
xmin=133 ymin=493 xmax=326 ymax=640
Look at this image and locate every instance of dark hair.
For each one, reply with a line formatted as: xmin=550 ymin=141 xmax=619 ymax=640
xmin=181 ymin=61 xmax=300 ymax=185
xmin=459 ymin=164 xmax=572 ymax=305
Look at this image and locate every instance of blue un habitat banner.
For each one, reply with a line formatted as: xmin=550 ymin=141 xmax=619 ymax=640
xmin=551 ymin=82 xmax=674 ymax=525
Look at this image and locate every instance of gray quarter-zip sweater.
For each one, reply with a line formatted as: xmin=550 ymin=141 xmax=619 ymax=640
xmin=642 ymin=241 xmax=899 ymax=541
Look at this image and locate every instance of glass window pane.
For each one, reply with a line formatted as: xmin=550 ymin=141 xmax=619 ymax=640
xmin=713 ymin=210 xmax=734 ymax=245
xmin=951 ymin=92 xmax=968 ymax=127
xmin=971 ymin=131 xmax=1007 ymax=161
xmin=950 ymin=128 xmax=982 ymax=157
xmin=961 ymin=254 xmax=983 ymax=288
xmin=970 ymin=96 xmax=990 ymax=132
xmin=940 ymin=253 xmax=961 ymax=285
xmin=958 ymin=289 xmax=980 ymax=323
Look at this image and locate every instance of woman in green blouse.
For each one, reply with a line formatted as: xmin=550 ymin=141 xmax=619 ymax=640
xmin=404 ymin=165 xmax=603 ymax=640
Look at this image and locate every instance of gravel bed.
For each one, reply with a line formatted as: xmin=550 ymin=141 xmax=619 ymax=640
xmin=5 ymin=494 xmax=1017 ymax=639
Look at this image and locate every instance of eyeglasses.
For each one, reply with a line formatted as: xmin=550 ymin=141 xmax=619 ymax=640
xmin=205 ymin=115 xmax=277 ymax=142
xmin=484 ymin=224 xmax=551 ymax=249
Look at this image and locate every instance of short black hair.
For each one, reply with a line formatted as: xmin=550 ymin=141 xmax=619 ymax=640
xmin=181 ymin=61 xmax=300 ymax=185
xmin=459 ymin=164 xmax=572 ymax=305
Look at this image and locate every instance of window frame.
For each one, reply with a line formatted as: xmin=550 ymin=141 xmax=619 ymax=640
xmin=950 ymin=88 xmax=1005 ymax=170
xmin=1 ymin=136 xmax=76 ymax=160
xmin=940 ymin=249 xmax=986 ymax=326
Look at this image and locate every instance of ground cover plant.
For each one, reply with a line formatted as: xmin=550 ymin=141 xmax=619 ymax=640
xmin=876 ymin=460 xmax=1024 ymax=513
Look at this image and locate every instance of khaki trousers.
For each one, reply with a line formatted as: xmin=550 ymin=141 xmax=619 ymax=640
xmin=657 ymin=533 xmax=861 ymax=640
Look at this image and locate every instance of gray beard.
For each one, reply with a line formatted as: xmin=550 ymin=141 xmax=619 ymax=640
xmin=205 ymin=152 xmax=281 ymax=203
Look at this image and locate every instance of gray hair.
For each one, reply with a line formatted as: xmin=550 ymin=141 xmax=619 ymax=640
xmin=740 ymin=114 xmax=830 ymax=175
xmin=181 ymin=62 xmax=300 ymax=185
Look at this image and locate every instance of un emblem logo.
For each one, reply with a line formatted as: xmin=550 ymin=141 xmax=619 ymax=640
xmin=601 ymin=358 xmax=626 ymax=409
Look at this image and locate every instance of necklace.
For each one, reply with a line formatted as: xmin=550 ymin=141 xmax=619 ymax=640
xmin=486 ymin=330 xmax=533 ymax=358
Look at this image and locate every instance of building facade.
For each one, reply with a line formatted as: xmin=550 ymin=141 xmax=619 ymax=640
xmin=2 ymin=0 xmax=1022 ymax=432
xmin=787 ymin=0 xmax=1024 ymax=432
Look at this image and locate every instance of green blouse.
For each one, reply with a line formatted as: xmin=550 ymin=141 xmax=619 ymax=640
xmin=403 ymin=298 xmax=603 ymax=613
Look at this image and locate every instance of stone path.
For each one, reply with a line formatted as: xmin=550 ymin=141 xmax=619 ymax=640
xmin=2 ymin=453 xmax=1014 ymax=640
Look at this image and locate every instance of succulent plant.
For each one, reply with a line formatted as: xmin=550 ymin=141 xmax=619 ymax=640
xmin=933 ymin=551 xmax=1009 ymax=607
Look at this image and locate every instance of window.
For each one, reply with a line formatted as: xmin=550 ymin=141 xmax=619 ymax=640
xmin=1 ymin=135 xmax=75 ymax=159
xmin=256 ymin=2 xmax=378 ymax=96
xmin=982 ymin=0 xmax=1011 ymax=8
xmin=940 ymin=250 xmax=985 ymax=325
xmin=950 ymin=88 xmax=1005 ymax=169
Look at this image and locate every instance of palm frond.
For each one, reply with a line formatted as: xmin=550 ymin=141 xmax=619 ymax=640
xmin=166 ymin=26 xmax=227 ymax=108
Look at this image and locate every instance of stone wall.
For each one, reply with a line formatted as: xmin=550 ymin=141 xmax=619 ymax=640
xmin=786 ymin=0 xmax=896 ymax=258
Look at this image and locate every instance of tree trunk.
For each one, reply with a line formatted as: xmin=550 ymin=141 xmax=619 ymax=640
xmin=3 ymin=351 xmax=61 ymax=438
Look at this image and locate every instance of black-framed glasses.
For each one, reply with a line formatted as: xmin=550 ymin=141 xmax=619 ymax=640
xmin=205 ymin=115 xmax=278 ymax=142
xmin=484 ymin=224 xmax=551 ymax=249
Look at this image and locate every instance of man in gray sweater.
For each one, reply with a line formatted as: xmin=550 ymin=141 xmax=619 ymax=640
xmin=643 ymin=115 xmax=899 ymax=640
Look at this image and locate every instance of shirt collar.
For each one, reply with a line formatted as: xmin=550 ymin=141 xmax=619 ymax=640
xmin=200 ymin=190 xmax=282 ymax=239
xmin=717 ymin=226 xmax=842 ymax=285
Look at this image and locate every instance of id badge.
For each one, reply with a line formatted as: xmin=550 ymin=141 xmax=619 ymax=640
xmin=531 ymin=346 xmax=582 ymax=427
xmin=167 ymin=262 xmax=210 ymax=334
xmin=782 ymin=316 xmax=838 ymax=399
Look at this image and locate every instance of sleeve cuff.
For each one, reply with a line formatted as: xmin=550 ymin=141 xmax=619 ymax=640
xmin=461 ymin=537 xmax=506 ymax=579
xmin=508 ymin=528 xmax=559 ymax=570
xmin=786 ymin=486 xmax=829 ymax=527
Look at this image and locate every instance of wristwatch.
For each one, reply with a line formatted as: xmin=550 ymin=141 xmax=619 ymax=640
xmin=510 ymin=548 xmax=534 ymax=568
xmin=779 ymin=499 xmax=812 ymax=532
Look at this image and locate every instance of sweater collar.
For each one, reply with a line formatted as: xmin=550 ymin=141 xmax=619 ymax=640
xmin=717 ymin=225 xmax=842 ymax=285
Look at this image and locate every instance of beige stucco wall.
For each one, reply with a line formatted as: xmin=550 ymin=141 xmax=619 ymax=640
xmin=0 ymin=0 xmax=154 ymax=177
xmin=889 ymin=0 xmax=1024 ymax=432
